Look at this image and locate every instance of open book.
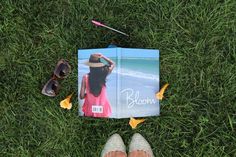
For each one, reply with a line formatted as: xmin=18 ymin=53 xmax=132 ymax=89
xmin=78 ymin=47 xmax=160 ymax=118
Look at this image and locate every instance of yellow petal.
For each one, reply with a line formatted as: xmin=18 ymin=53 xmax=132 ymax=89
xmin=129 ymin=117 xmax=145 ymax=129
xmin=67 ymin=93 xmax=73 ymax=100
xmin=60 ymin=93 xmax=73 ymax=110
xmin=156 ymin=83 xmax=169 ymax=100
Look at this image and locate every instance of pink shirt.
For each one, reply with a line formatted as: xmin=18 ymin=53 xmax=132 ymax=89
xmin=82 ymin=75 xmax=112 ymax=117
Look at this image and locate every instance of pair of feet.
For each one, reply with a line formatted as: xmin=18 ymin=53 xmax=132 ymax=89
xmin=101 ymin=133 xmax=154 ymax=157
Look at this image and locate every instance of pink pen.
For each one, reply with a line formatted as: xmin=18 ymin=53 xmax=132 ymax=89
xmin=92 ymin=20 xmax=129 ymax=37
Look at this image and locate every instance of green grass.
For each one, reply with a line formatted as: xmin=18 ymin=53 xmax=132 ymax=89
xmin=0 ymin=0 xmax=236 ymax=156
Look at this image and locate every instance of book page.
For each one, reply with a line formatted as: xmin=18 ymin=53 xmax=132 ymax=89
xmin=118 ymin=48 xmax=160 ymax=118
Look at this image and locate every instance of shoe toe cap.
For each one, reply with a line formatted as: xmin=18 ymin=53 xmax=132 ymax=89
xmin=101 ymin=134 xmax=126 ymax=157
xmin=129 ymin=133 xmax=154 ymax=157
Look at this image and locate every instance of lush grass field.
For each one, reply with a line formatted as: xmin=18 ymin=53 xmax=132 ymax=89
xmin=1 ymin=0 xmax=235 ymax=156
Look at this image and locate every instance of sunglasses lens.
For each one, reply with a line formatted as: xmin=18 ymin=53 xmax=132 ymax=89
xmin=42 ymin=79 xmax=60 ymax=97
xmin=55 ymin=62 xmax=71 ymax=78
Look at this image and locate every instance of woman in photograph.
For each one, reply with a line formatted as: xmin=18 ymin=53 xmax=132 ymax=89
xmin=80 ymin=53 xmax=115 ymax=117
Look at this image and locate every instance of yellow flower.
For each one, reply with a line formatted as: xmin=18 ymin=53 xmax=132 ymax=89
xmin=60 ymin=93 xmax=73 ymax=110
xmin=129 ymin=117 xmax=145 ymax=129
xmin=156 ymin=83 xmax=169 ymax=100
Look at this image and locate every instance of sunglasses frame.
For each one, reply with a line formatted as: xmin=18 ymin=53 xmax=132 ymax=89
xmin=41 ymin=59 xmax=71 ymax=97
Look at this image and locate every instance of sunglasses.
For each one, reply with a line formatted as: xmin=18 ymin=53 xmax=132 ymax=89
xmin=41 ymin=59 xmax=71 ymax=97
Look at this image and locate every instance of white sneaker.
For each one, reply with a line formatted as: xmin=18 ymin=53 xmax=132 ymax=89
xmin=101 ymin=133 xmax=126 ymax=157
xmin=129 ymin=133 xmax=154 ymax=157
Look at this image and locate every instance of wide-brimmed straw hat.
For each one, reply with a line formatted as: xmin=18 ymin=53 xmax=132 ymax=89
xmin=84 ymin=54 xmax=105 ymax=67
